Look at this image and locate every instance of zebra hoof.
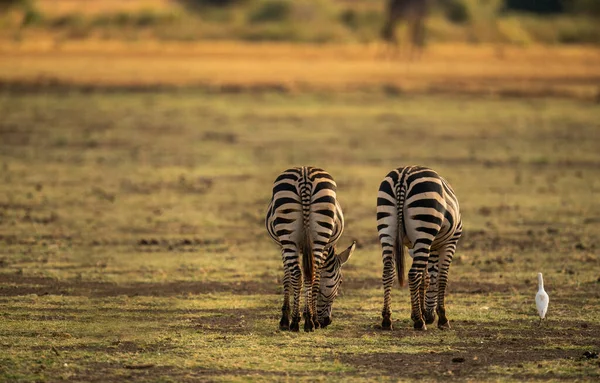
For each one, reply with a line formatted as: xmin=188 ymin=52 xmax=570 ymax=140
xmin=413 ymin=320 xmax=427 ymax=331
xmin=304 ymin=322 xmax=315 ymax=332
xmin=381 ymin=317 xmax=393 ymax=330
xmin=279 ymin=316 xmax=290 ymax=331
xmin=438 ymin=320 xmax=451 ymax=330
xmin=303 ymin=313 xmax=315 ymax=332
xmin=290 ymin=320 xmax=300 ymax=332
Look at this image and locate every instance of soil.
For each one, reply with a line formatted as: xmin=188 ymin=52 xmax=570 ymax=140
xmin=0 ymin=274 xmax=274 ymax=297
xmin=339 ymin=319 xmax=600 ymax=381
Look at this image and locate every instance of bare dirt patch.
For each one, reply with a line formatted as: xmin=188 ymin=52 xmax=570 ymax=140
xmin=70 ymin=363 xmax=294 ymax=383
xmin=189 ymin=308 xmax=267 ymax=335
xmin=343 ymin=276 xmax=523 ymax=294
xmin=340 ymin=320 xmax=600 ymax=380
xmin=0 ymin=274 xmax=274 ymax=297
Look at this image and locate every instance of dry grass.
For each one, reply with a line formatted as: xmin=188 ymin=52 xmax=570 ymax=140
xmin=36 ymin=0 xmax=177 ymax=15
xmin=0 ymin=40 xmax=599 ymax=98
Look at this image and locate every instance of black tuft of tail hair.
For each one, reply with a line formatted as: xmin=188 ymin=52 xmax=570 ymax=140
xmin=302 ymin=229 xmax=314 ymax=284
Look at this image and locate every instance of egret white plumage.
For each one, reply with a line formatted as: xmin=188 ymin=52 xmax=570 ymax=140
xmin=535 ymin=272 xmax=549 ymax=325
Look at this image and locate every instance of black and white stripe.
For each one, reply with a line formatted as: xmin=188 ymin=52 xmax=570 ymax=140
xmin=377 ymin=166 xmax=462 ymax=330
xmin=266 ymin=166 xmax=355 ymax=332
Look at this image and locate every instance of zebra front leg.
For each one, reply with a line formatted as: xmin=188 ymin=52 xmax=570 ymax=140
xmin=436 ymin=242 xmax=458 ymax=330
xmin=408 ymin=247 xmax=430 ymax=330
xmin=279 ymin=262 xmax=291 ymax=330
xmin=424 ymin=251 xmax=439 ymax=325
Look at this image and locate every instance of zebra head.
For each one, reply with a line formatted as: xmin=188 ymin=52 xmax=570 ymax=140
xmin=317 ymin=241 xmax=356 ymax=328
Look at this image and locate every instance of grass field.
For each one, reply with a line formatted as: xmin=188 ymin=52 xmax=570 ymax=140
xmin=1 ymin=87 xmax=599 ymax=381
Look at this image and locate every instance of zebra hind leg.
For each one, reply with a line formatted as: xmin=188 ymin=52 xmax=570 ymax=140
xmin=289 ymin=265 xmax=302 ymax=332
xmin=381 ymin=311 xmax=393 ymax=331
xmin=280 ymin=317 xmax=290 ymax=331
xmin=279 ymin=266 xmax=291 ymax=330
xmin=303 ymin=273 xmax=315 ymax=332
xmin=280 ymin=301 xmax=290 ymax=331
xmin=303 ymin=285 xmax=315 ymax=332
xmin=424 ymin=252 xmax=439 ymax=325
xmin=303 ymin=310 xmax=315 ymax=332
xmin=408 ymin=248 xmax=430 ymax=330
xmin=290 ymin=316 xmax=300 ymax=332
xmin=419 ymin=268 xmax=429 ymax=323
xmin=311 ymin=269 xmax=321 ymax=329
xmin=381 ymin=251 xmax=395 ymax=330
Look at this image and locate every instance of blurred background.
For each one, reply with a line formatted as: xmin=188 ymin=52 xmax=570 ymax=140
xmin=1 ymin=0 xmax=599 ymax=97
xmin=1 ymin=0 xmax=599 ymax=45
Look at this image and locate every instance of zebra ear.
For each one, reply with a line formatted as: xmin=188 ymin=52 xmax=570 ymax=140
xmin=336 ymin=241 xmax=356 ymax=265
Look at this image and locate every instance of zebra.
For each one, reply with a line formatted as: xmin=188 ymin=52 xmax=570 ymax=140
xmin=381 ymin=0 xmax=430 ymax=59
xmin=266 ymin=166 xmax=355 ymax=332
xmin=377 ymin=166 xmax=462 ymax=330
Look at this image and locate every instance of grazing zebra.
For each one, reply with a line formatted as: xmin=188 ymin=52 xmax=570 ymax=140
xmin=266 ymin=166 xmax=355 ymax=332
xmin=377 ymin=166 xmax=462 ymax=330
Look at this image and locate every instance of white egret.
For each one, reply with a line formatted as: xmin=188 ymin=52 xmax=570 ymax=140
xmin=535 ymin=272 xmax=549 ymax=325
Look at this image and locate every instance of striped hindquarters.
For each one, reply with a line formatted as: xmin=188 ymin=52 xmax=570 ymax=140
xmin=377 ymin=166 xmax=462 ymax=283
xmin=266 ymin=167 xmax=343 ymax=277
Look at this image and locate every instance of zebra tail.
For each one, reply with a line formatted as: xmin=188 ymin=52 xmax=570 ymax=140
xmin=302 ymin=226 xmax=314 ymax=284
xmin=395 ymin=183 xmax=406 ymax=288
xmin=395 ymin=230 xmax=405 ymax=287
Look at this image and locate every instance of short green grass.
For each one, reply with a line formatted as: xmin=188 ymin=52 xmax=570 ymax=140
xmin=1 ymin=90 xmax=599 ymax=382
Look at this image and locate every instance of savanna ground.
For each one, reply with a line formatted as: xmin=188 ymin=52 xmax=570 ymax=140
xmin=1 ymin=39 xmax=600 ymax=382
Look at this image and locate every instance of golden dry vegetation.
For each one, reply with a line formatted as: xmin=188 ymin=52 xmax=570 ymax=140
xmin=1 ymin=41 xmax=599 ymax=99
xmin=35 ymin=0 xmax=176 ymax=15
